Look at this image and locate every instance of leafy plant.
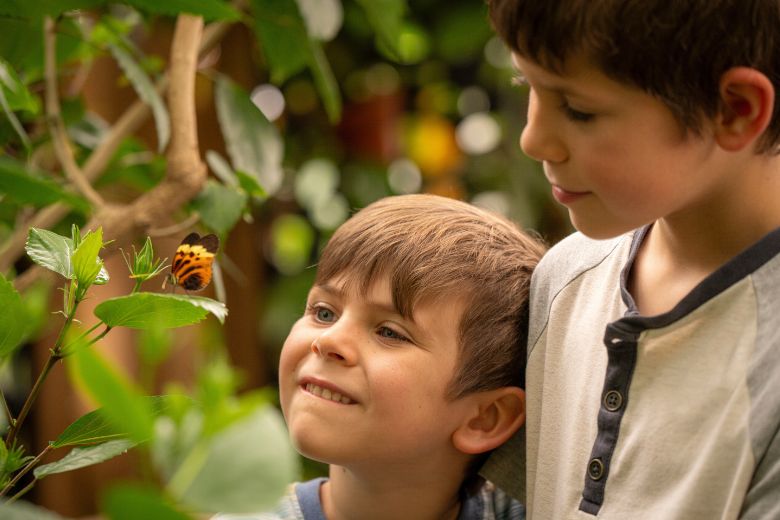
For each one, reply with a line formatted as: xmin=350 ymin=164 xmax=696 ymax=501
xmin=0 ymin=0 xmax=409 ymax=515
xmin=0 ymin=227 xmax=297 ymax=518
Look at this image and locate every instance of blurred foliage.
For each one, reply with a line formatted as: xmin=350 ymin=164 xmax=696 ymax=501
xmin=0 ymin=0 xmax=569 ymax=517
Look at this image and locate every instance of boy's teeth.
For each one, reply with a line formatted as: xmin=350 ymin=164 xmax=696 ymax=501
xmin=305 ymin=383 xmax=354 ymax=404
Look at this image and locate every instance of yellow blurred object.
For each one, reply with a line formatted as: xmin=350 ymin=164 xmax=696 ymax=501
xmin=405 ymin=114 xmax=463 ymax=178
xmin=425 ymin=177 xmax=465 ymax=200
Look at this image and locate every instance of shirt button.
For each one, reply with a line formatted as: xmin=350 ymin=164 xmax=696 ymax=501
xmin=604 ymin=390 xmax=624 ymax=412
xmin=588 ymin=458 xmax=605 ymax=481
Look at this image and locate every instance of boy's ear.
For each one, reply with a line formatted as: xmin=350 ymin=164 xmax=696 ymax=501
xmin=452 ymin=387 xmax=525 ymax=455
xmin=716 ymin=67 xmax=775 ymax=152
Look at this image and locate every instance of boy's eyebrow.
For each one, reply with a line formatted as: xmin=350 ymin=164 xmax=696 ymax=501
xmin=313 ymin=282 xmax=407 ymax=319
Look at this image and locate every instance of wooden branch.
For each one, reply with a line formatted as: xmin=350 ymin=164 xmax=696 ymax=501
xmin=1 ymin=20 xmax=229 ymax=278
xmin=43 ymin=17 xmax=105 ymax=209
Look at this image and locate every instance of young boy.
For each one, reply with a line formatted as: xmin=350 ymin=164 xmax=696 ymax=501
xmin=266 ymin=194 xmax=543 ymax=519
xmin=481 ymin=1 xmax=780 ymax=519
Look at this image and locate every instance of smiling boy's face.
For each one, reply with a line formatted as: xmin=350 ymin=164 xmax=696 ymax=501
xmin=512 ymin=52 xmax=739 ymax=239
xmin=279 ymin=274 xmax=473 ymax=470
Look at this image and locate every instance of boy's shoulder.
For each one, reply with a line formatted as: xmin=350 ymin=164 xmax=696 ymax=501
xmin=532 ymin=230 xmax=634 ymax=298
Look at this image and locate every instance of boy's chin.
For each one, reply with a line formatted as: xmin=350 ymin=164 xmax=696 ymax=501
xmin=570 ymin=213 xmax=641 ymax=240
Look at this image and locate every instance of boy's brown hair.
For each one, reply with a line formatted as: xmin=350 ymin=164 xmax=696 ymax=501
xmin=315 ymin=194 xmax=546 ymax=399
xmin=488 ymin=0 xmax=780 ymax=154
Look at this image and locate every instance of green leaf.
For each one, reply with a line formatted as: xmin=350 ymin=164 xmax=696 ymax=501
xmin=235 ymin=170 xmax=267 ymax=199
xmin=307 ymin=40 xmax=341 ymax=123
xmin=0 ymin=0 xmax=106 ymax=19
xmin=0 ymin=158 xmax=89 ymax=212
xmin=191 ymin=180 xmax=246 ymax=236
xmin=205 ymin=150 xmax=238 ymax=187
xmin=0 ymin=501 xmax=65 ymax=520
xmin=122 ymin=0 xmax=241 ymax=21
xmin=214 ymin=75 xmax=284 ymax=196
xmin=102 ymin=484 xmax=191 ymax=520
xmin=71 ymin=227 xmax=105 ymax=287
xmin=172 ymin=406 xmax=299 ymax=514
xmin=53 ymin=396 xmax=176 ymax=448
xmin=249 ymin=0 xmax=341 ymax=122
xmin=353 ymin=0 xmax=406 ymax=61
xmin=109 ymin=44 xmax=169 ymax=153
xmin=69 ymin=348 xmax=154 ymax=443
xmin=0 ymin=273 xmax=26 ymax=359
xmin=33 ymin=440 xmax=137 ymax=480
xmin=0 ymin=58 xmax=39 ymax=113
xmin=25 ymin=228 xmax=74 ymax=279
xmin=250 ymin=0 xmax=310 ymax=83
xmin=94 ymin=292 xmax=227 ymax=328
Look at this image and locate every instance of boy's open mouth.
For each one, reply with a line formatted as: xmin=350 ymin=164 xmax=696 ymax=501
xmin=303 ymin=382 xmax=356 ymax=405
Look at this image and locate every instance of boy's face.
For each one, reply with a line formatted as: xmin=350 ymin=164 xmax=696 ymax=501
xmin=512 ymin=53 xmax=729 ymax=239
xmin=279 ymin=275 xmax=472 ymax=469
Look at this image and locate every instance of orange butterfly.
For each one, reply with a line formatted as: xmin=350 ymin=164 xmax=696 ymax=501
xmin=163 ymin=232 xmax=219 ymax=292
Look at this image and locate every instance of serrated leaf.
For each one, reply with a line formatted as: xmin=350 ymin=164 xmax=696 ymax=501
xmin=34 ymin=440 xmax=137 ymax=480
xmin=215 ymin=76 xmax=284 ymax=197
xmin=191 ymin=180 xmax=246 ymax=236
xmin=102 ymin=484 xmax=191 ymax=520
xmin=94 ymin=292 xmax=227 ymax=328
xmin=109 ymin=45 xmax=169 ymax=152
xmin=122 ymin=0 xmax=240 ymax=21
xmin=25 ymin=228 xmax=74 ymax=279
xmin=53 ymin=396 xmax=175 ymax=448
xmin=0 ymin=273 xmax=26 ymax=358
xmin=0 ymin=157 xmax=89 ymax=212
xmin=72 ymin=227 xmax=105 ymax=287
xmin=69 ymin=347 xmax=154 ymax=443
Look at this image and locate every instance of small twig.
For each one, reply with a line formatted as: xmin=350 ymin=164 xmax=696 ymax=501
xmin=43 ymin=17 xmax=105 ymax=209
xmin=6 ymin=479 xmax=36 ymax=504
xmin=0 ymin=444 xmax=53 ymax=497
xmin=147 ymin=212 xmax=201 ymax=237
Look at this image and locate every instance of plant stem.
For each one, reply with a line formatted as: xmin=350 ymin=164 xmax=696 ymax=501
xmin=4 ymin=296 xmax=81 ymax=447
xmin=0 ymin=444 xmax=53 ymax=497
xmin=0 ymin=387 xmax=13 ymax=431
xmin=6 ymin=479 xmax=36 ymax=504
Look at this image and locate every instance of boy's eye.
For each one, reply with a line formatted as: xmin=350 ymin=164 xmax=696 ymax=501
xmin=308 ymin=304 xmax=337 ymax=323
xmin=317 ymin=308 xmax=335 ymax=322
xmin=560 ymin=102 xmax=595 ymax=123
xmin=376 ymin=326 xmax=409 ymax=342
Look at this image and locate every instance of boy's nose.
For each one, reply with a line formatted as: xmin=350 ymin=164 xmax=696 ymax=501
xmin=520 ymin=91 xmax=567 ymax=164
xmin=311 ymin=326 xmax=358 ymax=365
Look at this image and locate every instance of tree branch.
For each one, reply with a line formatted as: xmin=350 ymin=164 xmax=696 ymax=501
xmin=43 ymin=17 xmax=105 ymax=209
xmin=3 ymin=20 xmax=229 ymax=281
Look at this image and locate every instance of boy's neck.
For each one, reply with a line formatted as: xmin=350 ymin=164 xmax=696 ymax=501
xmin=629 ymin=155 xmax=780 ymax=316
xmin=320 ymin=460 xmax=467 ymax=520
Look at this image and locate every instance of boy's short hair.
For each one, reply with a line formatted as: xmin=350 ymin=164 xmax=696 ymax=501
xmin=315 ymin=194 xmax=546 ymax=398
xmin=488 ymin=0 xmax=780 ymax=154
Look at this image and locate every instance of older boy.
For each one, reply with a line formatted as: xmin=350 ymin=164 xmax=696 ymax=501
xmin=252 ymin=194 xmax=543 ymax=520
xmin=482 ymin=1 xmax=780 ymax=519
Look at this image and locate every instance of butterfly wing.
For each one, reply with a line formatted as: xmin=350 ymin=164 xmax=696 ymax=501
xmin=169 ymin=233 xmax=219 ymax=291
